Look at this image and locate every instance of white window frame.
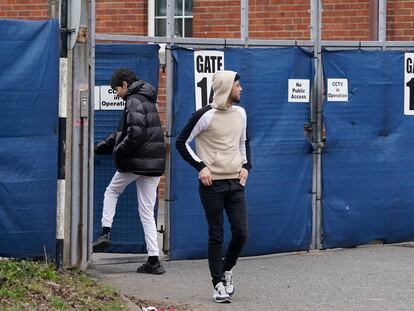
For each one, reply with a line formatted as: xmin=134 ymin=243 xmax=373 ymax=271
xmin=148 ymin=0 xmax=155 ymax=37
xmin=148 ymin=0 xmax=193 ymax=38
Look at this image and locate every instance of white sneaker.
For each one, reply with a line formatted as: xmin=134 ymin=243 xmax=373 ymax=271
xmin=223 ymin=270 xmax=234 ymax=296
xmin=213 ymin=282 xmax=231 ymax=303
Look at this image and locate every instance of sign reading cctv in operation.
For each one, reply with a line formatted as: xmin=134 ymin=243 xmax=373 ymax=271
xmin=288 ymin=79 xmax=310 ymax=103
xmin=194 ymin=50 xmax=224 ymax=110
xmin=327 ymin=78 xmax=348 ymax=102
xmin=94 ymin=86 xmax=125 ymax=110
xmin=404 ymin=53 xmax=414 ymax=115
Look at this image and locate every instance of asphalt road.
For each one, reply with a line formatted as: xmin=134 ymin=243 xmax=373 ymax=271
xmin=88 ymin=243 xmax=414 ymax=311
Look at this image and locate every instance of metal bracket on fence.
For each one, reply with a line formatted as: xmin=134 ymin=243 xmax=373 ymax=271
xmin=304 ymin=122 xmax=317 ymax=151
xmin=60 ymin=28 xmax=76 ymax=33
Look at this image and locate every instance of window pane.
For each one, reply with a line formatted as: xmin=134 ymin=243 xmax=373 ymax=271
xmin=184 ymin=0 xmax=192 ymax=16
xmin=155 ymin=18 xmax=166 ymax=37
xmin=184 ymin=18 xmax=193 ymax=37
xmin=175 ymin=0 xmax=183 ymax=16
xmin=156 ymin=0 xmax=166 ymax=17
xmin=174 ymin=18 xmax=183 ymax=37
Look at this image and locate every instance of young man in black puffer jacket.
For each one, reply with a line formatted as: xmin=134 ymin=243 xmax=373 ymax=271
xmin=93 ymin=68 xmax=166 ymax=274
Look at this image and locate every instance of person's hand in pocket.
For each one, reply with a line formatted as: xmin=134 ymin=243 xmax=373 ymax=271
xmin=199 ymin=167 xmax=213 ymax=186
xmin=239 ymin=168 xmax=248 ymax=186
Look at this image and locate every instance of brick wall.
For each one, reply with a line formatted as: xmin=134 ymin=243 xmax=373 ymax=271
xmin=193 ymin=0 xmax=311 ymax=40
xmin=95 ymin=0 xmax=148 ymax=35
xmin=4 ymin=1 xmax=414 ymax=41
xmin=387 ymin=0 xmax=414 ymax=41
xmin=193 ymin=0 xmax=241 ymax=38
xmin=193 ymin=0 xmax=414 ymax=42
xmin=249 ymin=0 xmax=311 ymax=40
xmin=322 ymin=0 xmax=370 ymax=40
xmin=0 ymin=0 xmax=47 ymax=20
xmin=157 ymin=67 xmax=167 ymax=199
xmin=5 ymin=0 xmax=414 ymax=200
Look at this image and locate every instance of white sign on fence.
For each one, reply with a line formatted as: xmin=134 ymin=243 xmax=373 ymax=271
xmin=327 ymin=78 xmax=348 ymax=102
xmin=194 ymin=51 xmax=224 ymax=110
xmin=94 ymin=86 xmax=125 ymax=110
xmin=100 ymin=86 xmax=125 ymax=110
xmin=404 ymin=53 xmax=414 ymax=115
xmin=288 ymin=79 xmax=310 ymax=103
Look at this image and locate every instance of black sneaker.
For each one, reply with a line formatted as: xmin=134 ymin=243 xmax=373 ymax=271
xmin=136 ymin=261 xmax=166 ymax=274
xmin=92 ymin=232 xmax=112 ymax=251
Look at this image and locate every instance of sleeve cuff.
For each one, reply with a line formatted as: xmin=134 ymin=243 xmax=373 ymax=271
xmin=242 ymin=163 xmax=252 ymax=171
xmin=196 ymin=162 xmax=207 ymax=172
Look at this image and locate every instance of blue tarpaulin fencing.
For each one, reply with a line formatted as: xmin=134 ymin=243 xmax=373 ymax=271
xmin=170 ymin=47 xmax=314 ymax=259
xmin=0 ymin=19 xmax=59 ymax=258
xmin=322 ymin=50 xmax=414 ymax=248
xmin=94 ymin=44 xmax=160 ymax=253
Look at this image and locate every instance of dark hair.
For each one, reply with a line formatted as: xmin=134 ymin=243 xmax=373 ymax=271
xmin=234 ymin=73 xmax=240 ymax=81
xmin=110 ymin=68 xmax=139 ymax=89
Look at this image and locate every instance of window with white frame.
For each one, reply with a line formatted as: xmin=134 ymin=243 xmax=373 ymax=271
xmin=149 ymin=0 xmax=193 ymax=37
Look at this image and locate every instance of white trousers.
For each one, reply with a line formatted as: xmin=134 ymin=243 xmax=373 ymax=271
xmin=101 ymin=171 xmax=161 ymax=256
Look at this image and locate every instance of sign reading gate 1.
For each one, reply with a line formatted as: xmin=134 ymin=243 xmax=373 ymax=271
xmin=194 ymin=51 xmax=224 ymax=110
xmin=404 ymin=53 xmax=414 ymax=115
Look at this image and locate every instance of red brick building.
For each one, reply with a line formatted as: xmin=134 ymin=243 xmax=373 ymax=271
xmin=2 ymin=0 xmax=413 ymax=41
xmin=2 ymin=0 xmax=414 ymax=198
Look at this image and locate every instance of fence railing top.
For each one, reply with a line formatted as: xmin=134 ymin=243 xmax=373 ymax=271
xmin=95 ymin=34 xmax=414 ymax=50
xmin=321 ymin=41 xmax=414 ymax=49
xmin=95 ymin=34 xmax=314 ymax=47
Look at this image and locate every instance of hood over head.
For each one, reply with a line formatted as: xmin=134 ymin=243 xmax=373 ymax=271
xmin=126 ymin=80 xmax=156 ymax=102
xmin=211 ymin=70 xmax=237 ymax=110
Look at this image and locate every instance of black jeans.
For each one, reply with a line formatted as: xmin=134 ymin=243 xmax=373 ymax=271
xmin=199 ymin=179 xmax=249 ymax=286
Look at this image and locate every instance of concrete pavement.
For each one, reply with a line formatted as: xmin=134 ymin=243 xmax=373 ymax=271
xmin=87 ymin=243 xmax=414 ymax=311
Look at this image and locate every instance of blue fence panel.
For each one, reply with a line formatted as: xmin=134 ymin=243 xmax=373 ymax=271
xmin=0 ymin=19 xmax=59 ymax=258
xmin=322 ymin=50 xmax=414 ymax=248
xmin=94 ymin=44 xmax=160 ymax=253
xmin=170 ymin=47 xmax=314 ymax=259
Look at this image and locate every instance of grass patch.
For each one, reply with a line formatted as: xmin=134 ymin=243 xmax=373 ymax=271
xmin=0 ymin=259 xmax=127 ymax=311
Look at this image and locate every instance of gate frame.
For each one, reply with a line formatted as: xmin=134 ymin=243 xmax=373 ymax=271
xmin=82 ymin=0 xmax=414 ymax=265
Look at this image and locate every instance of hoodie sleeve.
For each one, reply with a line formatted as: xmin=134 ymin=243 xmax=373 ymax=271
xmin=238 ymin=107 xmax=252 ymax=171
xmin=175 ymin=105 xmax=213 ymax=172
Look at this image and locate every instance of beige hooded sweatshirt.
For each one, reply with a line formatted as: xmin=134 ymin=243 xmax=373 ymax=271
xmin=176 ymin=70 xmax=251 ymax=180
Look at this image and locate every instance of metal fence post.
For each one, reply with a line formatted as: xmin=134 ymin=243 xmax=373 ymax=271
xmin=163 ymin=0 xmax=175 ymax=257
xmin=87 ymin=0 xmax=96 ymax=267
xmin=241 ymin=0 xmax=249 ymax=47
xmin=311 ymin=0 xmax=323 ymax=250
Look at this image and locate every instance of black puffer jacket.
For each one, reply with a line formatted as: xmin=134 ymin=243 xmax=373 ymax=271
xmin=95 ymin=80 xmax=166 ymax=176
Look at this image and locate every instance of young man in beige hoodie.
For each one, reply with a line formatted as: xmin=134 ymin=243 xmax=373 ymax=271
xmin=176 ymin=70 xmax=252 ymax=303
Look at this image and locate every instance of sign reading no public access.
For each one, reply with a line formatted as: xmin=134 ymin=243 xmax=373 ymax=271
xmin=288 ymin=79 xmax=310 ymax=103
xmin=194 ymin=51 xmax=224 ymax=110
xmin=327 ymin=78 xmax=348 ymax=102
xmin=404 ymin=53 xmax=414 ymax=115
